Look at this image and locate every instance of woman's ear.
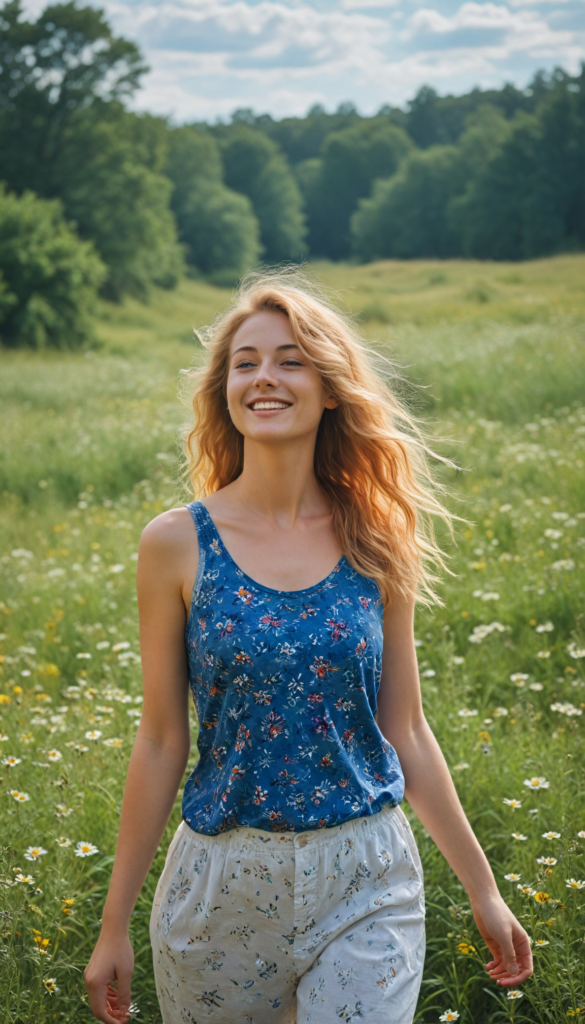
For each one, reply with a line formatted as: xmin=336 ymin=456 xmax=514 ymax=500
xmin=324 ymin=393 xmax=340 ymax=410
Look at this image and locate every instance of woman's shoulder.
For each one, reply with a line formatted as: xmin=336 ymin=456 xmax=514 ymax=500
xmin=140 ymin=504 xmax=199 ymax=550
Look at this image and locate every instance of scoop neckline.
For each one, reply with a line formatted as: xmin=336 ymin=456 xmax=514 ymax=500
xmin=194 ymin=500 xmax=346 ymax=596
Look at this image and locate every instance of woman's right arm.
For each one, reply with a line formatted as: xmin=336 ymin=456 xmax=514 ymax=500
xmin=84 ymin=510 xmax=198 ymax=1023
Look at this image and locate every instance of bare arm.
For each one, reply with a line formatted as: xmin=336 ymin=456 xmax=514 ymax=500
xmin=376 ymin=593 xmax=533 ymax=988
xmin=84 ymin=510 xmax=197 ymax=1023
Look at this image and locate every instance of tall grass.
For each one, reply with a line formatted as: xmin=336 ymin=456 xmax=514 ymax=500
xmin=1 ymin=256 xmax=584 ymax=1023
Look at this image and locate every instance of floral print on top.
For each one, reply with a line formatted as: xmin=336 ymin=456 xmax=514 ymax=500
xmin=182 ymin=500 xmax=405 ymax=835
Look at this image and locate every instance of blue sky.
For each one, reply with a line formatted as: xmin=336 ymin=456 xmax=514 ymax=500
xmin=27 ymin=0 xmax=585 ymax=121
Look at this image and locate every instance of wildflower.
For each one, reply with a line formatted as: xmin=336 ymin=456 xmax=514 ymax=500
xmin=458 ymin=708 xmax=478 ymax=718
xmin=503 ymin=799 xmax=522 ymax=809
xmin=103 ymin=737 xmax=123 ymax=748
xmin=529 ymin=683 xmax=544 ymax=691
xmin=456 ymin=942 xmax=476 ymax=955
xmin=524 ymin=777 xmax=550 ymax=791
xmin=55 ymin=803 xmax=74 ymax=817
xmin=61 ymin=897 xmax=75 ymax=915
xmin=95 ymin=641 xmax=110 ymax=650
xmin=55 ymin=837 xmax=71 ymax=847
xmin=507 ymin=990 xmax=523 ymax=1001
xmin=517 ymin=885 xmax=535 ymax=895
xmin=493 ymin=707 xmax=508 ymax=717
xmin=512 ymin=833 xmax=528 ymax=841
xmin=536 ymin=651 xmax=551 ymax=658
xmin=74 ymin=841 xmax=99 ymax=858
xmin=551 ymin=558 xmax=575 ymax=570
xmin=112 ymin=641 xmax=131 ymax=652
xmin=24 ymin=846 xmax=48 ymax=861
xmin=452 ymin=657 xmax=465 ymax=665
xmin=565 ymin=878 xmax=585 ymax=890
xmin=108 ymin=563 xmax=125 ymax=574
xmin=567 ymin=642 xmax=585 ymax=659
xmin=534 ymin=891 xmax=549 ymax=903
xmin=542 ymin=832 xmax=561 ymax=840
xmin=453 ymin=762 xmax=470 ymax=771
xmin=578 ymin=831 xmax=585 ymax=839
xmin=0 ymin=695 xmax=11 ymax=705
xmin=504 ymin=873 xmax=521 ymax=881
xmin=84 ymin=730 xmax=102 ymax=740
xmin=14 ymin=873 xmax=34 ymax=883
xmin=46 ymin=750 xmax=62 ymax=762
xmin=43 ymin=978 xmax=59 ymax=994
xmin=32 ymin=930 xmax=50 ymax=955
xmin=2 ymin=755 xmax=22 ymax=767
xmin=533 ymin=939 xmax=549 ymax=947
xmin=469 ymin=622 xmax=507 ymax=644
xmin=0 ymin=731 xmax=8 ymax=741
xmin=535 ymin=622 xmax=554 ymax=633
xmin=536 ymin=857 xmax=557 ymax=866
xmin=11 ymin=791 xmax=30 ymax=802
xmin=550 ymin=701 xmax=582 ymax=716
xmin=510 ymin=673 xmax=529 ymax=685
xmin=422 ymin=669 xmax=436 ymax=678
xmin=439 ymin=1013 xmax=460 ymax=1022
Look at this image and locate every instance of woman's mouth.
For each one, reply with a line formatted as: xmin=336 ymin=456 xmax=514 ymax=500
xmin=248 ymin=400 xmax=292 ymax=411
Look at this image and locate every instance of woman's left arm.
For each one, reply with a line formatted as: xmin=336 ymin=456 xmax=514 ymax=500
xmin=376 ymin=592 xmax=533 ymax=988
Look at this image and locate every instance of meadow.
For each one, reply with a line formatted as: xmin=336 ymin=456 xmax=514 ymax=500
xmin=1 ymin=254 xmax=584 ymax=1023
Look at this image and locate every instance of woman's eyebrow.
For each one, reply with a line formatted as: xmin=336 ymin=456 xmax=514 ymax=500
xmin=232 ymin=343 xmax=300 ymax=355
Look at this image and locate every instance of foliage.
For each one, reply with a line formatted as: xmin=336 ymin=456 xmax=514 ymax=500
xmin=0 ymin=0 xmax=183 ymax=301
xmin=165 ymin=126 xmax=261 ymax=278
xmin=0 ymin=186 xmax=106 ymax=349
xmin=219 ymin=125 xmax=307 ymax=262
xmin=0 ymin=257 xmax=584 ymax=1023
xmin=297 ymin=119 xmax=412 ymax=259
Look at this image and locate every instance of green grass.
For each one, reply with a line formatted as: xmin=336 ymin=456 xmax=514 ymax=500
xmin=1 ymin=255 xmax=584 ymax=1023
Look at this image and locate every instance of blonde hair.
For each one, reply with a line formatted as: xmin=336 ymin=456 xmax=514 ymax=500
xmin=179 ymin=267 xmax=458 ymax=608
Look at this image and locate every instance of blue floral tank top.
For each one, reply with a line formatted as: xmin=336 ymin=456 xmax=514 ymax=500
xmin=181 ymin=500 xmax=405 ymax=834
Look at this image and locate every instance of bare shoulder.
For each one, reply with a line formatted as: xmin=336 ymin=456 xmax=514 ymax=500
xmin=140 ymin=506 xmax=197 ymax=551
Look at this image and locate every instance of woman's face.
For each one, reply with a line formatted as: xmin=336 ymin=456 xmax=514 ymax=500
xmin=226 ymin=309 xmax=338 ymax=442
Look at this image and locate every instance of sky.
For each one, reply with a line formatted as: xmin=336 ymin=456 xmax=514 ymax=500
xmin=27 ymin=0 xmax=585 ymax=122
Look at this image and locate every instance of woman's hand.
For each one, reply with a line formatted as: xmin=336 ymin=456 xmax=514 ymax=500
xmin=84 ymin=930 xmax=135 ymax=1023
xmin=471 ymin=892 xmax=533 ymax=986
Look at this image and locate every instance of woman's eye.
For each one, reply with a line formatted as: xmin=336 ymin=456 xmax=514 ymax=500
xmin=236 ymin=360 xmax=256 ymax=369
xmin=282 ymin=360 xmax=303 ymax=367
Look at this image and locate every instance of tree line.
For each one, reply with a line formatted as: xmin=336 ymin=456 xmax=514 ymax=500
xmin=0 ymin=0 xmax=583 ymax=348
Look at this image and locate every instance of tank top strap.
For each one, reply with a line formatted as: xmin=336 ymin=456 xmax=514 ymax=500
xmin=184 ymin=500 xmax=219 ymax=552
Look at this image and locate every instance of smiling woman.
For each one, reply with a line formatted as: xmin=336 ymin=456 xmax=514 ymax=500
xmin=83 ymin=267 xmax=533 ymax=1024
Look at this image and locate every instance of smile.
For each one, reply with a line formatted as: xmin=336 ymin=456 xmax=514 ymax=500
xmin=248 ymin=400 xmax=292 ymax=411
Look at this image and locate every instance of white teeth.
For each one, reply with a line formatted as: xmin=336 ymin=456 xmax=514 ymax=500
xmin=250 ymin=401 xmax=290 ymax=410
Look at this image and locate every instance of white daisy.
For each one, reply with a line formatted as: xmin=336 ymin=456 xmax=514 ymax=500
xmin=524 ymin=777 xmax=550 ymax=790
xmin=565 ymin=878 xmax=585 ymax=890
xmin=542 ymin=831 xmax=561 ymax=840
xmin=84 ymin=730 xmax=102 ymax=740
xmin=24 ymin=846 xmax=48 ymax=861
xmin=74 ymin=841 xmax=99 ymax=858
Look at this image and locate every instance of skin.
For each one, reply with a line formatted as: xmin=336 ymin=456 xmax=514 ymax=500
xmin=84 ymin=309 xmax=532 ymax=1023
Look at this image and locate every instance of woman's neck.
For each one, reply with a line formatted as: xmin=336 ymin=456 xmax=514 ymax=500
xmin=230 ymin=435 xmax=329 ymax=526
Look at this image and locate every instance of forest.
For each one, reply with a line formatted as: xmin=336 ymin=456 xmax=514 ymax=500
xmin=0 ymin=0 xmax=584 ymax=348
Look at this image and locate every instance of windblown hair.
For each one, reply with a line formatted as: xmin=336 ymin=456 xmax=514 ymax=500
xmin=179 ymin=267 xmax=458 ymax=608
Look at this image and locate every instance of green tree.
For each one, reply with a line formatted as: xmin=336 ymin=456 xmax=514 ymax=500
xmin=0 ymin=185 xmax=106 ymax=349
xmin=0 ymin=1 xmax=183 ymax=299
xmin=219 ymin=127 xmax=306 ymax=263
xmin=351 ymin=146 xmax=464 ymax=260
xmin=454 ymin=71 xmax=585 ymax=259
xmin=165 ymin=126 xmax=261 ymax=277
xmin=298 ymin=120 xmax=412 ymax=258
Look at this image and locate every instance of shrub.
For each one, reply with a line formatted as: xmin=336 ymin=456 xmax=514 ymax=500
xmin=0 ymin=186 xmax=106 ymax=349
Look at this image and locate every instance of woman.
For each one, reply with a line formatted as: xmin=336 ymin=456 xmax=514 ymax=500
xmin=84 ymin=271 xmax=532 ymax=1024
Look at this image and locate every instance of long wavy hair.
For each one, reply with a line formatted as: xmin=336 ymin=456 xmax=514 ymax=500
xmin=179 ymin=267 xmax=458 ymax=608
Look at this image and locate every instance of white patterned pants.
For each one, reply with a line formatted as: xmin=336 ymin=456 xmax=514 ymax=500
xmin=149 ymin=803 xmax=425 ymax=1023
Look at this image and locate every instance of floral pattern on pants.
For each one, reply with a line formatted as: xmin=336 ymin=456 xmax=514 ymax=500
xmin=150 ymin=802 xmax=425 ymax=1023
